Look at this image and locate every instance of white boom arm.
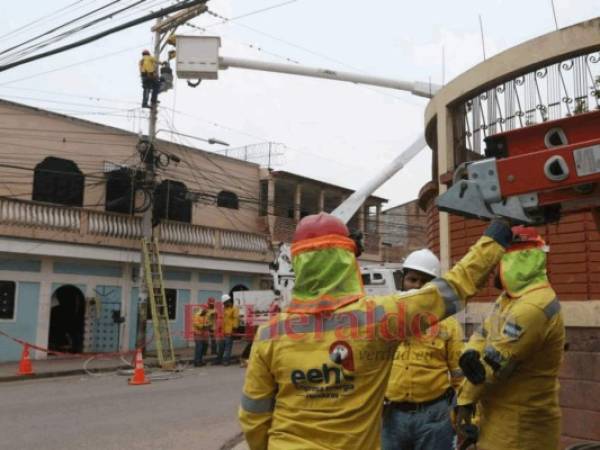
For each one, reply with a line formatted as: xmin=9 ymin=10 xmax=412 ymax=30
xmin=219 ymin=56 xmax=439 ymax=99
xmin=331 ymin=134 xmax=427 ymax=223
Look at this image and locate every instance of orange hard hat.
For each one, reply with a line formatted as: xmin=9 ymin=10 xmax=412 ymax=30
xmin=292 ymin=212 xmax=348 ymax=243
xmin=510 ymin=225 xmax=546 ymax=250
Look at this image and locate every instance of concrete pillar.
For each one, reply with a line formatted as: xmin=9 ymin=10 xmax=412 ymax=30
xmin=358 ymin=204 xmax=365 ymax=232
xmin=294 ymin=183 xmax=302 ymax=222
xmin=318 ymin=189 xmax=325 ymax=212
xmin=437 ymin=106 xmax=455 ymax=272
xmin=267 ymin=179 xmax=275 ymax=216
xmin=376 ymin=204 xmax=382 ymax=234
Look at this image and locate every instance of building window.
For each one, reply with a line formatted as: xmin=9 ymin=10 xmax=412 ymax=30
xmin=259 ymin=181 xmax=268 ymax=216
xmin=153 ymin=180 xmax=192 ymax=224
xmin=32 ymin=157 xmax=84 ymax=206
xmin=0 ymin=281 xmax=16 ymax=320
xmin=147 ymin=288 xmax=177 ymax=320
xmin=105 ymin=168 xmax=138 ymax=214
xmin=217 ymin=190 xmax=239 ymax=209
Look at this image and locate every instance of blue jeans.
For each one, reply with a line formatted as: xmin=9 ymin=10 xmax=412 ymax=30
xmin=194 ymin=338 xmax=207 ymax=364
xmin=382 ymin=396 xmax=456 ymax=450
xmin=216 ymin=336 xmax=233 ymax=364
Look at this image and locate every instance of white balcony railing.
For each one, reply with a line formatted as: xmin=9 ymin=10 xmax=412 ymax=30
xmin=88 ymin=210 xmax=142 ymax=240
xmin=0 ymin=198 xmax=80 ymax=231
xmin=222 ymin=229 xmax=270 ymax=253
xmin=159 ymin=221 xmax=216 ymax=247
xmin=0 ymin=198 xmax=270 ymax=255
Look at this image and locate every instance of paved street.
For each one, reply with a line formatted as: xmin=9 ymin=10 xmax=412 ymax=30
xmin=0 ymin=364 xmax=246 ymax=450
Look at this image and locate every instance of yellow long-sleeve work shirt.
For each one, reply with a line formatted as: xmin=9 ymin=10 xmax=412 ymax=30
xmin=385 ymin=316 xmax=464 ymax=403
xmin=239 ymin=231 xmax=507 ymax=450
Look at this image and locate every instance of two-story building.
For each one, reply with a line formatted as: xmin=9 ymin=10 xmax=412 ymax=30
xmin=259 ymin=169 xmax=386 ymax=261
xmin=0 ymin=99 xmax=387 ymax=362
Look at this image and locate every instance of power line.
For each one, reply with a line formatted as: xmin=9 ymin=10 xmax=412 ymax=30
xmin=0 ymin=0 xmax=127 ymax=61
xmin=0 ymin=0 xmax=92 ymax=43
xmin=0 ymin=0 xmax=207 ymax=72
xmin=204 ymin=0 xmax=301 ymax=28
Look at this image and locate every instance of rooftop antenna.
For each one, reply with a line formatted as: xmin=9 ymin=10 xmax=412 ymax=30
xmin=478 ymin=14 xmax=487 ymax=60
xmin=550 ymin=0 xmax=559 ymax=30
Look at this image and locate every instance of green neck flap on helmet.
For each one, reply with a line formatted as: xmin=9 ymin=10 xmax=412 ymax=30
xmin=500 ymin=248 xmax=549 ymax=298
xmin=289 ymin=239 xmax=364 ymax=314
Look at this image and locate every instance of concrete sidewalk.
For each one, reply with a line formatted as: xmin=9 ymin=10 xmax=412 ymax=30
xmin=0 ymin=342 xmax=245 ymax=382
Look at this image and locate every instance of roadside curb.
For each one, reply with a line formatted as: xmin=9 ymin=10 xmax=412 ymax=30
xmin=0 ymin=357 xmax=193 ymax=383
xmin=0 ymin=354 xmax=242 ymax=382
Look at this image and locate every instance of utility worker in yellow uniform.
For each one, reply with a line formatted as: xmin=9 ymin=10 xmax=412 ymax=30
xmin=382 ymin=249 xmax=464 ymax=450
xmin=455 ymin=225 xmax=565 ymax=450
xmin=214 ymin=294 xmax=240 ymax=366
xmin=139 ymin=49 xmax=159 ymax=108
xmin=239 ymin=213 xmax=512 ymax=450
xmin=193 ymin=307 xmax=210 ymax=367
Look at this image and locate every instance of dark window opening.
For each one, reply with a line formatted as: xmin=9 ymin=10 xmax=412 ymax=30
xmin=147 ymin=288 xmax=177 ymax=320
xmin=153 ymin=180 xmax=192 ymax=224
xmin=105 ymin=168 xmax=141 ymax=214
xmin=33 ymin=157 xmax=84 ymax=206
xmin=48 ymin=285 xmax=85 ymax=353
xmin=259 ymin=181 xmax=268 ymax=216
xmin=217 ymin=190 xmax=239 ymax=209
xmin=0 ymin=281 xmax=16 ymax=320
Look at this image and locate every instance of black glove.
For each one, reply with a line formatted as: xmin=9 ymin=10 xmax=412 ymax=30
xmin=348 ymin=229 xmax=364 ymax=257
xmin=459 ymin=349 xmax=486 ymax=385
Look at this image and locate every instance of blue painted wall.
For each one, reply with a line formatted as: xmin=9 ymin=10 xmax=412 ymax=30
xmin=53 ymin=261 xmax=122 ymax=278
xmin=163 ymin=269 xmax=191 ymax=282
xmin=0 ymin=258 xmax=41 ymax=272
xmin=198 ymin=272 xmax=223 ymax=284
xmin=198 ymin=290 xmax=222 ymax=304
xmin=128 ymin=287 xmax=190 ymax=351
xmin=0 ymin=282 xmax=40 ymax=362
xmin=229 ymin=274 xmax=256 ymax=290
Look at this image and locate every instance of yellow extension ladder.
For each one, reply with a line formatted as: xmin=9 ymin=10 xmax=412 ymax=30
xmin=141 ymin=237 xmax=176 ymax=369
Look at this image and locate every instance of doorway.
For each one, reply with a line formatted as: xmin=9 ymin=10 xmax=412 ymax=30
xmin=48 ymin=285 xmax=86 ymax=353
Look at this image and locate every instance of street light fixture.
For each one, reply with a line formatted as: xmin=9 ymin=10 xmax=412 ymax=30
xmin=155 ymin=129 xmax=230 ymax=146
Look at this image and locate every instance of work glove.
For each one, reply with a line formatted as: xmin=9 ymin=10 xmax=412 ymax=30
xmin=459 ymin=349 xmax=486 ymax=385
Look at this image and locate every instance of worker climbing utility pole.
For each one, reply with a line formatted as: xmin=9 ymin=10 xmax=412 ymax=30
xmin=134 ymin=17 xmax=161 ymax=351
xmin=135 ymin=4 xmax=208 ymax=351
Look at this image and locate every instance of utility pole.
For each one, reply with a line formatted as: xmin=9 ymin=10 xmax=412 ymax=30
xmin=135 ymin=18 xmax=161 ymax=351
xmin=135 ymin=4 xmax=208 ymax=351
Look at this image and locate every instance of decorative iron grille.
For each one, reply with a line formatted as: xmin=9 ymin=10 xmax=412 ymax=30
xmin=459 ymin=50 xmax=600 ymax=157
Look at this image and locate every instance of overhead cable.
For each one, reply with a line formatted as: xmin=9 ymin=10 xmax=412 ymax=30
xmin=0 ymin=0 xmax=207 ymax=73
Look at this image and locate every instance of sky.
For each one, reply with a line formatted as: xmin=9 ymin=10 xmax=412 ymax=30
xmin=0 ymin=0 xmax=599 ymax=208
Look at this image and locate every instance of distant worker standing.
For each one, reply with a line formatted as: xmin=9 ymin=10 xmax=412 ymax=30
xmin=214 ymin=294 xmax=240 ymax=366
xmin=239 ymin=213 xmax=512 ymax=450
xmin=455 ymin=226 xmax=565 ymax=450
xmin=139 ymin=49 xmax=159 ymax=108
xmin=382 ymin=249 xmax=464 ymax=450
xmin=192 ymin=307 xmax=210 ymax=367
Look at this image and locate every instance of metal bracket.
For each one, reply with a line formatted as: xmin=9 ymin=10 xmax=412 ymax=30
xmin=436 ymin=180 xmax=496 ymax=221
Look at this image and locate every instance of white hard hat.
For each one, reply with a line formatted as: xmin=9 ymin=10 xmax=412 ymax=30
xmin=403 ymin=249 xmax=441 ymax=278
xmin=221 ymin=294 xmax=231 ymax=302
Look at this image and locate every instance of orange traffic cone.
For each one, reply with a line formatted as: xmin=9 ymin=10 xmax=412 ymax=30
xmin=17 ymin=343 xmax=34 ymax=376
xmin=128 ymin=348 xmax=150 ymax=385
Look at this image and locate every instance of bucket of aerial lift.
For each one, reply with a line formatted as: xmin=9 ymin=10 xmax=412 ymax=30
xmin=175 ymin=35 xmax=221 ymax=80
